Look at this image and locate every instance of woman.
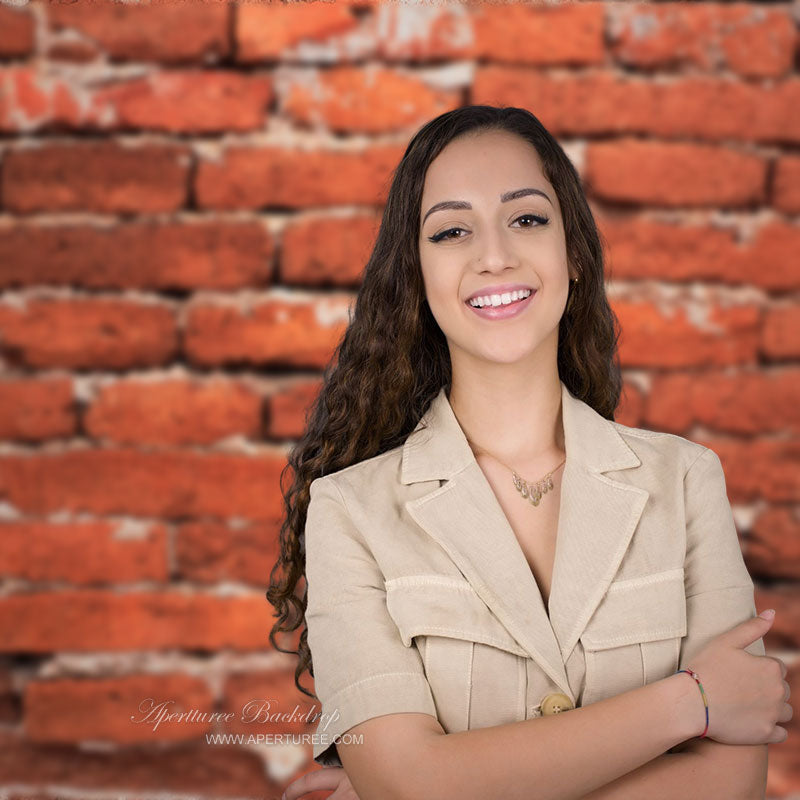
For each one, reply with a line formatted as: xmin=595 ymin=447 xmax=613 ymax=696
xmin=268 ymin=106 xmax=791 ymax=800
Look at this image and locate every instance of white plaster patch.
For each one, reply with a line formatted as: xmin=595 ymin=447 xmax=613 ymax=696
xmin=314 ymin=293 xmax=355 ymax=327
xmin=262 ymin=741 xmax=313 ymax=784
xmin=112 ymin=518 xmax=154 ymax=541
xmin=415 ymin=60 xmax=474 ymax=91
xmin=377 ymin=2 xmax=474 ymax=56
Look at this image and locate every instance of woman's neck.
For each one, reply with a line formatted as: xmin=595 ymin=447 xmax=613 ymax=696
xmin=447 ymin=373 xmax=565 ymax=471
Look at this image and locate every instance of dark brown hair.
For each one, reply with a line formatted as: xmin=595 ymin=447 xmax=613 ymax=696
xmin=266 ymin=105 xmax=622 ymax=698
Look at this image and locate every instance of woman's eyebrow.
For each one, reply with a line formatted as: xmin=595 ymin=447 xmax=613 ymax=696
xmin=422 ymin=187 xmax=553 ymax=225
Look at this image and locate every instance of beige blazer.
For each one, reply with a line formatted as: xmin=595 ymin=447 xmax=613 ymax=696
xmin=304 ymin=380 xmax=765 ymax=767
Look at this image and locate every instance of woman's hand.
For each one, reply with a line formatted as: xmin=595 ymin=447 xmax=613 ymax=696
xmin=687 ymin=611 xmax=791 ymax=745
xmin=282 ymin=766 xmax=361 ymax=800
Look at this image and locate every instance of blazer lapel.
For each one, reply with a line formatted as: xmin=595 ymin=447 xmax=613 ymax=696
xmin=401 ymin=380 xmax=649 ymax=700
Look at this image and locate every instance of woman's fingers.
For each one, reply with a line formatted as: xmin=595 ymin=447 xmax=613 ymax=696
xmin=327 ymin=779 xmax=362 ymax=800
xmin=282 ymin=766 xmax=347 ymax=800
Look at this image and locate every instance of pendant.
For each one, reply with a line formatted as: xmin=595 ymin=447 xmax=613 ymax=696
xmin=513 ymin=470 xmax=555 ymax=507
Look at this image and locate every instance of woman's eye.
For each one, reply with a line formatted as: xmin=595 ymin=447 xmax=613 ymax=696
xmin=513 ymin=213 xmax=549 ymax=228
xmin=426 ymin=213 xmax=549 ymax=244
xmin=428 ymin=227 xmax=466 ymax=243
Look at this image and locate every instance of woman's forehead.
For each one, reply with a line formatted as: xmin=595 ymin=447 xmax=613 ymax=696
xmin=423 ymin=133 xmax=548 ymax=194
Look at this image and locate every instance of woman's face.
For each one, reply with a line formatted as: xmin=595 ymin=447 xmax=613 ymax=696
xmin=418 ymin=129 xmax=573 ymax=368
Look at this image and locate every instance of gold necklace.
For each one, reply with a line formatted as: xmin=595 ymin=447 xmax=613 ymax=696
xmin=468 ymin=440 xmax=566 ymax=507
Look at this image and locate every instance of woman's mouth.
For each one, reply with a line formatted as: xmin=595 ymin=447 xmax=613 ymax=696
xmin=465 ymin=289 xmax=536 ymax=320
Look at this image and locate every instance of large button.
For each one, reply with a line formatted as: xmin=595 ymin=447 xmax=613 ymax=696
xmin=540 ymin=692 xmax=574 ymax=715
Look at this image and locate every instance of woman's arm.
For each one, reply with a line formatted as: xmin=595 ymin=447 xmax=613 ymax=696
xmin=554 ymin=448 xmax=773 ymax=800
xmin=579 ymin=741 xmax=768 ymax=800
xmin=337 ymin=670 xmax=710 ymax=800
xmin=286 ymin=742 xmax=765 ymax=800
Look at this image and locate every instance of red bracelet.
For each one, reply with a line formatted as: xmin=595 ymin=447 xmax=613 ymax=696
xmin=675 ymin=667 xmax=709 ymax=738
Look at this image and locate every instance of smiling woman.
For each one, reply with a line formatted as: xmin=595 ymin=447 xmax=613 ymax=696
xmin=417 ymin=128 xmax=571 ymax=349
xmin=267 ymin=105 xmax=789 ymax=800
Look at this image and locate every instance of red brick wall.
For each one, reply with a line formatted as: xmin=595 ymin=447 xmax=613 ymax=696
xmin=0 ymin=0 xmax=797 ymax=797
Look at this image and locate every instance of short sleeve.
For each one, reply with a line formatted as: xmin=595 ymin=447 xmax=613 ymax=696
xmin=678 ymin=447 xmax=765 ymax=672
xmin=304 ymin=476 xmax=437 ymax=767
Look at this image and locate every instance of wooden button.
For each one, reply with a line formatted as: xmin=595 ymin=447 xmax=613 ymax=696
xmin=540 ymin=692 xmax=574 ymax=715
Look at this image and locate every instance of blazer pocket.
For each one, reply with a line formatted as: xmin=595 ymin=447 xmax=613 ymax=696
xmin=580 ymin=568 xmax=687 ymax=706
xmin=385 ymin=576 xmax=528 ymax=733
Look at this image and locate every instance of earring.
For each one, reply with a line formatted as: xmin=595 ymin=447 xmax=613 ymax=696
xmin=566 ymin=276 xmax=579 ymax=311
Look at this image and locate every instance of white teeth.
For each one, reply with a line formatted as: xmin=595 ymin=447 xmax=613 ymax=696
xmin=468 ymin=289 xmax=532 ymax=308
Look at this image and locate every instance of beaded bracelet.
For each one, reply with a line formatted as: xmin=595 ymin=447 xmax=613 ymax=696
xmin=675 ymin=667 xmax=709 ymax=738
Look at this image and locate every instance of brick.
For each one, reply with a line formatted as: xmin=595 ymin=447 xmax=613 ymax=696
xmin=94 ymin=71 xmax=273 ymax=133
xmin=0 ymin=521 xmax=168 ymax=585
xmin=0 ymin=730 xmax=276 ymax=796
xmin=642 ymin=372 xmax=693 ymax=433
xmin=0 ymin=591 xmax=269 ymax=652
xmin=735 ymin=222 xmax=800 ymax=293
xmin=236 ymin=1 xmax=358 ymax=61
xmin=0 ymin=5 xmax=34 ymax=57
xmin=0 ymin=299 xmax=177 ymax=369
xmin=586 ymin=139 xmax=767 ymax=208
xmin=600 ymin=214 xmax=739 ymax=283
xmin=597 ymin=214 xmax=800 ymax=292
xmin=284 ymin=65 xmax=461 ymax=134
xmin=3 ymin=66 xmax=54 ymax=130
xmin=86 ymin=379 xmax=263 ymax=445
xmin=761 ymin=306 xmax=800 ymax=360
xmin=374 ymin=4 xmax=474 ymax=61
xmin=473 ymin=68 xmax=800 ymax=144
xmin=0 ymin=449 xmax=286 ymax=520
xmin=0 ymin=67 xmax=273 ymax=135
xmin=773 ymin=156 xmax=800 ymax=214
xmin=184 ymin=295 xmax=352 ymax=369
xmin=222 ymin=670 xmax=318 ymax=735
xmin=0 ymin=65 xmax=88 ymax=132
xmin=2 ymin=141 xmax=191 ymax=214
xmin=280 ymin=213 xmax=379 ymax=286
xmin=472 ymin=2 xmax=605 ymax=65
xmin=607 ymin=3 xmax=797 ymax=79
xmin=0 ymin=221 xmax=274 ymax=291
xmin=747 ymin=508 xmax=800 ymax=580
xmin=614 ymin=380 xmax=646 ymax=428
xmin=195 ymin=143 xmax=405 ymax=209
xmin=176 ymin=520 xmax=280 ymax=584
xmin=614 ymin=299 xmax=760 ymax=367
xmin=645 ymin=369 xmax=800 ymax=435
xmin=267 ymin=380 xmax=322 ymax=439
xmin=238 ymin=2 xmax=474 ymax=65
xmin=47 ymin=0 xmax=231 ymax=63
xmin=693 ymin=438 xmax=800 ymax=503
xmin=25 ymin=674 xmax=213 ymax=743
xmin=0 ymin=378 xmax=75 ymax=441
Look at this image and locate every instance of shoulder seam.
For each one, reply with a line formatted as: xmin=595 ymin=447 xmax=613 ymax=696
xmin=329 ymin=476 xmax=351 ymax=515
xmin=683 ymin=444 xmax=712 ymax=481
xmin=322 ymin=475 xmax=373 ymax=550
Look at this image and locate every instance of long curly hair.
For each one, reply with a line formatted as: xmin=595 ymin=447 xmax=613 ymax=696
xmin=266 ymin=105 xmax=622 ymax=698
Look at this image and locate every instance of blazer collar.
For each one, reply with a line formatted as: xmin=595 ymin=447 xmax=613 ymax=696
xmin=400 ymin=380 xmax=649 ymax=702
xmin=401 ymin=380 xmax=639 ymax=483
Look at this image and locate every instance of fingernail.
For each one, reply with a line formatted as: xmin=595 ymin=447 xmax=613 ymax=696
xmin=759 ymin=608 xmax=775 ymax=619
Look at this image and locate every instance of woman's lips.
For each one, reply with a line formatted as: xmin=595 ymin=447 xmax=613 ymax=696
xmin=465 ymin=290 xmax=536 ymax=320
